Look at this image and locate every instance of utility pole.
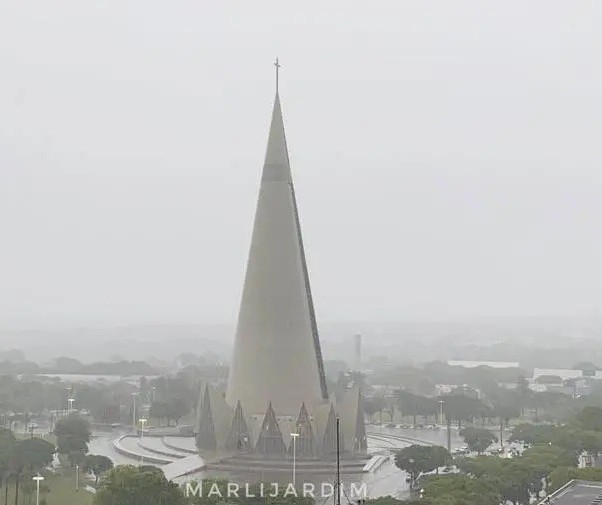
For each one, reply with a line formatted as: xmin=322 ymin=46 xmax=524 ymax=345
xmin=446 ymin=416 xmax=452 ymax=454
xmin=131 ymin=393 xmax=138 ymax=431
xmin=336 ymin=417 xmax=341 ymax=505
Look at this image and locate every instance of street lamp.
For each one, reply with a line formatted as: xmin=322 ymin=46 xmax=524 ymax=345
xmin=139 ymin=418 xmax=148 ymax=464
xmin=33 ymin=475 xmax=44 ymax=505
xmin=408 ymin=458 xmax=416 ymax=489
xmin=290 ymin=432 xmax=299 ymax=487
xmin=131 ymin=393 xmax=139 ymax=431
xmin=75 ymin=464 xmax=79 ymax=491
xmin=68 ymin=398 xmax=75 ymax=414
xmin=438 ymin=400 xmax=444 ymax=426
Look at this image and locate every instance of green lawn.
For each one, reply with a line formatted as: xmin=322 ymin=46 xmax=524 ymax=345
xmin=6 ymin=469 xmax=94 ymax=505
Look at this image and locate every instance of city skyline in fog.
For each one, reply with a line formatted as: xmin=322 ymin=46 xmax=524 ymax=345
xmin=2 ymin=1 xmax=602 ymax=328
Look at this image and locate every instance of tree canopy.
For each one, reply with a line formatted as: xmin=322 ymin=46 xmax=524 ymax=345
xmin=548 ymin=467 xmax=602 ymax=493
xmin=394 ymin=445 xmax=450 ymax=487
xmin=54 ymin=413 xmax=91 ymax=465
xmin=422 ymin=475 xmax=500 ymax=505
xmin=94 ymin=465 xmax=186 ymax=505
xmin=84 ymin=454 xmax=114 ymax=485
xmin=460 ymin=427 xmax=498 ymax=454
xmin=576 ymin=406 xmax=602 ymax=432
xmin=510 ymin=423 xmax=602 ymax=455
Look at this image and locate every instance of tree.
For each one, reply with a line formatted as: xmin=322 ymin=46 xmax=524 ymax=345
xmin=54 ymin=414 xmax=91 ymax=466
xmin=516 ymin=376 xmax=532 ymax=416
xmin=150 ymin=401 xmax=169 ymax=425
xmin=548 ymin=467 xmax=602 ymax=493
xmin=456 ymin=444 xmax=578 ymax=505
xmin=364 ymin=397 xmax=386 ymax=423
xmin=84 ymin=455 xmax=114 ymax=485
xmin=397 ymin=391 xmax=436 ymax=426
xmin=149 ymin=376 xmax=195 ymax=426
xmin=510 ymin=423 xmax=602 ymax=456
xmin=573 ymin=362 xmax=598 ymax=376
xmin=13 ymin=438 xmax=54 ymax=472
xmin=8 ymin=438 xmax=55 ymax=505
xmin=460 ymin=427 xmax=498 ymax=454
xmin=422 ymin=474 xmax=500 ymax=505
xmin=528 ymin=391 xmax=567 ymax=422
xmin=363 ymin=399 xmax=378 ymax=423
xmin=0 ymin=429 xmax=16 ymax=504
xmin=576 ymin=406 xmax=602 ymax=432
xmin=94 ymin=465 xmax=186 ymax=505
xmin=439 ymin=395 xmax=488 ymax=429
xmin=394 ymin=445 xmax=450 ymax=488
xmin=54 ymin=414 xmax=91 ymax=443
xmin=166 ymin=398 xmax=189 ymax=426
xmin=510 ymin=423 xmax=554 ymax=445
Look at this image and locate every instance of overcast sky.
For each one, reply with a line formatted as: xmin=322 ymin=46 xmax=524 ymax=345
xmin=1 ymin=1 xmax=602 ymax=328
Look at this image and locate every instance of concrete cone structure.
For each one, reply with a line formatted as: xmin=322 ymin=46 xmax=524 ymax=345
xmin=197 ymin=73 xmax=367 ymax=468
xmin=225 ymin=90 xmax=328 ymax=416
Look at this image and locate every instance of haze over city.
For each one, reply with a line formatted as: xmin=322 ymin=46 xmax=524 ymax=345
xmin=6 ymin=4 xmax=602 ymax=505
xmin=2 ymin=1 xmax=602 ymax=338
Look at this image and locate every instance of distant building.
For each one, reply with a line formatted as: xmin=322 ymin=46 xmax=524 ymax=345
xmin=448 ymin=360 xmax=520 ymax=369
xmin=532 ymin=368 xmax=584 ymax=381
xmin=540 ymin=479 xmax=602 ymax=505
xmin=529 ymin=374 xmax=592 ymax=398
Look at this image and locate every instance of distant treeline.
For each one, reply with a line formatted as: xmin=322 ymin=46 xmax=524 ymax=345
xmin=0 ymin=358 xmax=159 ymax=376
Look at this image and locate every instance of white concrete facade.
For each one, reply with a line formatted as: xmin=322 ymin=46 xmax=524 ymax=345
xmin=225 ymin=93 xmax=328 ymax=416
xmin=447 ymin=360 xmax=520 ymax=369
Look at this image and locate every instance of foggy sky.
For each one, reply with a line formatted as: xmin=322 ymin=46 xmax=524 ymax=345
xmin=1 ymin=1 xmax=602 ymax=328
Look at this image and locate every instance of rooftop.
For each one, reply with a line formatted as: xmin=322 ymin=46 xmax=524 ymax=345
xmin=542 ymin=480 xmax=602 ymax=505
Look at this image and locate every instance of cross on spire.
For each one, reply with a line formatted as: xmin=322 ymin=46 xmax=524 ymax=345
xmin=274 ymin=57 xmax=281 ymax=93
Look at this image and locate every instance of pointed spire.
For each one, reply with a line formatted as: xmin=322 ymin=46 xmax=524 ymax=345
xmin=256 ymin=402 xmax=286 ymax=456
xmin=225 ymin=400 xmax=251 ymax=452
xmin=291 ymin=402 xmax=315 ymax=457
xmin=196 ymin=384 xmax=216 ymax=450
xmin=321 ymin=402 xmax=338 ymax=456
xmin=226 ymin=66 xmax=329 ymax=416
xmin=262 ymin=93 xmax=291 ymax=182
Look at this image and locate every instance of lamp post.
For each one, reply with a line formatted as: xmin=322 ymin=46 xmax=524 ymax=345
xmin=408 ymin=457 xmax=416 ymax=489
xmin=290 ymin=432 xmax=299 ymax=487
xmin=139 ymin=418 xmax=148 ymax=464
xmin=33 ymin=474 xmax=44 ymax=505
xmin=75 ymin=464 xmax=79 ymax=491
xmin=68 ymin=398 xmax=75 ymax=414
xmin=131 ymin=393 xmax=139 ymax=431
xmin=438 ymin=400 xmax=444 ymax=426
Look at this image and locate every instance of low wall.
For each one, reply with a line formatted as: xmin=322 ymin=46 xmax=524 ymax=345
xmin=112 ymin=435 xmax=173 ymax=465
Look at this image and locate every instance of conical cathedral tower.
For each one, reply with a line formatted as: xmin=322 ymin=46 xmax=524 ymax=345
xmin=199 ymin=66 xmax=367 ymax=466
xmin=226 ymin=71 xmax=328 ymax=416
